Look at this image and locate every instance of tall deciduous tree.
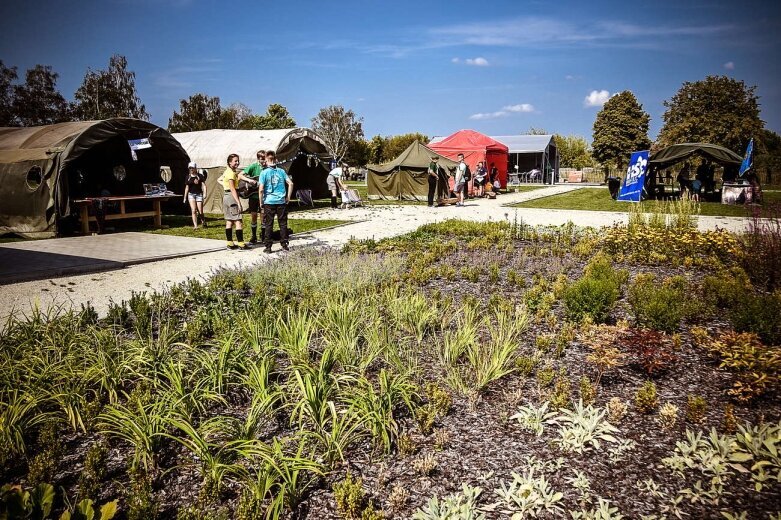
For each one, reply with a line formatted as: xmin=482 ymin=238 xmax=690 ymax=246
xmin=168 ymin=93 xmax=224 ymax=132
xmin=241 ymin=103 xmax=296 ymax=130
xmin=554 ymin=134 xmax=595 ymax=169
xmin=368 ymin=135 xmax=385 ymax=164
xmin=657 ymin=75 xmax=763 ymax=154
xmin=0 ymin=60 xmax=18 ymax=126
xmin=381 ymin=132 xmax=429 ymax=162
xmin=591 ymin=90 xmax=651 ymax=179
xmin=12 ymin=65 xmax=70 ymax=126
xmin=72 ymin=55 xmax=149 ymax=121
xmin=311 ymin=105 xmax=364 ymax=163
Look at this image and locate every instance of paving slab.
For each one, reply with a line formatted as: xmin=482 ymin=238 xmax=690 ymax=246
xmin=0 ymin=232 xmax=226 ymax=285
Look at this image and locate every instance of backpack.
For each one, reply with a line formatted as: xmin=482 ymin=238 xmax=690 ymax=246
xmin=237 ymin=179 xmax=255 ymax=199
xmin=463 ymin=164 xmax=472 ymax=181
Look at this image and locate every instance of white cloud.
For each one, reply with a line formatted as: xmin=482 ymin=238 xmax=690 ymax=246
xmin=504 ymin=103 xmax=534 ymax=113
xmin=470 ymin=102 xmax=535 ymax=120
xmin=565 ymin=74 xmax=575 ymax=80
xmin=465 ymin=57 xmax=489 ymax=66
xmin=469 ymin=111 xmax=507 ymax=120
xmin=584 ymin=89 xmax=611 ymax=107
xmin=724 ymin=61 xmax=735 ymax=70
xmin=451 ymin=57 xmax=460 ymax=63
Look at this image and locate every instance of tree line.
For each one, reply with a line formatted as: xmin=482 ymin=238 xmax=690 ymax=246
xmin=1 ymin=57 xmax=779 ymax=177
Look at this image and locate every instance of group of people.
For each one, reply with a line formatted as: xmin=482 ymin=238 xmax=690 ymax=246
xmin=184 ymin=150 xmax=293 ymax=253
xmin=427 ymin=154 xmax=500 ymax=207
xmin=675 ymin=160 xmax=716 ymax=201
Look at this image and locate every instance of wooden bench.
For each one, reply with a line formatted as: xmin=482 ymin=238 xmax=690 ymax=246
xmin=73 ymin=194 xmax=179 ymax=234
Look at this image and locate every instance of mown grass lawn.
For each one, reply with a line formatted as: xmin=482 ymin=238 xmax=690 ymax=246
xmin=343 ymin=181 xmax=546 ymax=205
xmin=511 ymin=187 xmax=781 ymax=217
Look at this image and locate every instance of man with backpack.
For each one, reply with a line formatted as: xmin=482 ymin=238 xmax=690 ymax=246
xmin=454 ymin=153 xmax=470 ymax=207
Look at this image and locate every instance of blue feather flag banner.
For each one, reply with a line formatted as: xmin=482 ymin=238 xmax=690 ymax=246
xmin=617 ymin=150 xmax=649 ymax=202
xmin=738 ymin=138 xmax=754 ymax=177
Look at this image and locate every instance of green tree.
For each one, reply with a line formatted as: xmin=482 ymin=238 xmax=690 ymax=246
xmin=0 ymin=60 xmax=18 ymax=126
xmin=168 ymin=93 xmax=224 ymax=132
xmin=525 ymin=127 xmax=548 ymax=135
xmin=756 ymin=128 xmax=781 ymax=186
xmin=311 ymin=105 xmax=364 ymax=163
xmin=220 ymin=102 xmax=253 ymax=129
xmin=12 ymin=65 xmax=70 ymax=126
xmin=592 ymin=90 xmax=651 ymax=180
xmin=381 ymin=132 xmax=429 ymax=162
xmin=554 ymin=134 xmax=595 ymax=169
xmin=241 ymin=103 xmax=296 ymax=130
xmin=368 ymin=135 xmax=385 ymax=164
xmin=657 ymin=75 xmax=763 ymax=154
xmin=346 ymin=138 xmax=371 ymax=166
xmin=71 ymin=55 xmax=149 ymax=121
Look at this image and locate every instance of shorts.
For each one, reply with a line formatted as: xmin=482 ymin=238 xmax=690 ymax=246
xmin=248 ymin=197 xmax=260 ymax=213
xmin=223 ymin=193 xmax=242 ymax=221
xmin=187 ymin=192 xmax=203 ymax=202
xmin=327 ymin=175 xmax=338 ymax=191
xmin=455 ymin=182 xmax=466 ymax=193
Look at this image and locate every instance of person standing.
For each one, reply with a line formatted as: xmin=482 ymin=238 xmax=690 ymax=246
xmin=222 ymin=154 xmax=247 ymax=250
xmin=242 ymin=150 xmax=267 ymax=243
xmin=327 ymin=164 xmax=346 ymax=209
xmin=455 ymin=153 xmax=468 ymax=206
xmin=183 ymin=162 xmax=207 ymax=229
xmin=427 ymin=156 xmax=439 ymax=207
xmin=259 ymin=150 xmax=294 ymax=253
xmin=474 ymin=161 xmax=487 ymax=197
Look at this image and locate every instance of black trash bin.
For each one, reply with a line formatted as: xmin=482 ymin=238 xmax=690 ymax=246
xmin=608 ymin=177 xmax=621 ymax=200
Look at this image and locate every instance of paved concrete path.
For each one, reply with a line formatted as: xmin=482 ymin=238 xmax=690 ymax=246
xmin=0 ymin=185 xmax=754 ymax=322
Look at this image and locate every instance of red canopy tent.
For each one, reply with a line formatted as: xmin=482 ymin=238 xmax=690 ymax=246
xmin=429 ymin=129 xmax=509 ymax=189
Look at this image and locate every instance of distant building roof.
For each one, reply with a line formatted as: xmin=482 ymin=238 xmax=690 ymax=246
xmin=490 ymin=135 xmax=555 ymax=153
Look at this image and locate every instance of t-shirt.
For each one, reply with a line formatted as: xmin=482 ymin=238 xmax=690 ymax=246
xmin=222 ymin=167 xmax=238 ymax=191
xmin=259 ymin=166 xmax=291 ymax=205
xmin=475 ymin=166 xmax=487 ymax=181
xmin=456 ymin=162 xmax=467 ymax=184
xmin=243 ymin=162 xmax=264 ymax=199
xmin=186 ymin=173 xmax=203 ymax=195
xmin=428 ymin=161 xmax=438 ymax=176
xmin=329 ymin=167 xmax=344 ymax=178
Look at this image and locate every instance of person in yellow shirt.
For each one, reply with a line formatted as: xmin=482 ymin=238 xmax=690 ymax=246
xmin=222 ymin=153 xmax=247 ymax=250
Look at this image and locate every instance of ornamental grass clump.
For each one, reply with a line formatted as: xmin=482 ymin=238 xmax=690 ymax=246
xmin=634 ymin=381 xmax=659 ymax=414
xmin=563 ymin=253 xmax=626 ymax=323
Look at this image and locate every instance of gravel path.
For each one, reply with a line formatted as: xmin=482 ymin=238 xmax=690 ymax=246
xmin=0 ymin=185 xmax=754 ymax=322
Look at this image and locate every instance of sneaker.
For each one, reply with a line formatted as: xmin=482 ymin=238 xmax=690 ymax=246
xmin=263 ymin=247 xmax=272 ymax=254
xmin=227 ymin=243 xmax=238 ymax=250
xmin=237 ymin=242 xmax=249 ymax=250
xmin=282 ymin=244 xmax=290 ymax=251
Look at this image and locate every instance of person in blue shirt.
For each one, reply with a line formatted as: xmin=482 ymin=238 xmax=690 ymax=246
xmin=258 ymin=150 xmax=294 ymax=253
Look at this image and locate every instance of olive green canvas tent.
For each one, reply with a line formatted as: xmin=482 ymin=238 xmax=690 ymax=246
xmin=172 ymin=128 xmax=331 ymax=214
xmin=367 ymin=141 xmax=458 ymax=201
xmin=0 ymin=119 xmax=190 ymax=238
xmin=648 ymin=143 xmax=742 ymax=169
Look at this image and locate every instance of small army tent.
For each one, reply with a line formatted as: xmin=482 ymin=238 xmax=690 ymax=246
xmin=172 ymin=128 xmax=331 ymax=214
xmin=367 ymin=141 xmax=458 ymax=201
xmin=648 ymin=143 xmax=742 ymax=170
xmin=0 ymin=118 xmax=189 ymax=238
xmin=428 ymin=130 xmax=509 ymax=188
xmin=491 ymin=134 xmax=559 ymax=184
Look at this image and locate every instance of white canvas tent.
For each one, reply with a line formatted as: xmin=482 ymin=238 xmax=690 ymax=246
xmin=490 ymin=135 xmax=559 ymax=184
xmin=172 ymin=128 xmax=331 ymax=213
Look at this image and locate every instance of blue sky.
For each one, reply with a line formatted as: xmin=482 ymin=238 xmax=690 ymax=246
xmin=1 ymin=0 xmax=780 ymax=143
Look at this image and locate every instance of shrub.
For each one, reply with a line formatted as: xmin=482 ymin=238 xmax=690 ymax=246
xmin=739 ymin=207 xmax=781 ymax=292
xmin=515 ymin=355 xmax=538 ymax=376
xmin=729 ymin=290 xmax=781 ymax=345
xmin=549 ymin=377 xmax=571 ymax=410
xmin=606 ymin=397 xmax=628 ymax=424
xmin=686 ymin=395 xmax=707 ymax=424
xmin=701 ymin=267 xmax=751 ymax=310
xmin=563 ymin=254 xmax=625 ymax=323
xmin=623 ymin=328 xmax=678 ymax=377
xmin=634 ymin=381 xmax=658 ymax=414
xmin=334 ymin=473 xmax=365 ymax=519
xmin=627 ymin=274 xmax=690 ymax=332
xmin=696 ymin=330 xmax=781 ymax=402
xmin=78 ymin=440 xmax=108 ymax=500
xmin=579 ymin=376 xmax=596 ymax=406
xmin=658 ymin=402 xmax=679 ymax=430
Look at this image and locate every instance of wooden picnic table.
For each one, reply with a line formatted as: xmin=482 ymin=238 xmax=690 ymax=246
xmin=73 ymin=194 xmax=179 ymax=235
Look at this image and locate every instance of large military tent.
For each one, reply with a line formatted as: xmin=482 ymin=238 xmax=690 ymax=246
xmin=0 ymin=118 xmax=190 ymax=238
xmin=172 ymin=128 xmax=331 ymax=214
xmin=491 ymin=134 xmax=559 ymax=184
xmin=367 ymin=141 xmax=458 ymax=201
xmin=428 ymin=130 xmax=509 ymax=188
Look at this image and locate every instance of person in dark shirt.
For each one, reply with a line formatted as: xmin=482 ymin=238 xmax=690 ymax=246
xmin=183 ymin=162 xmax=207 ymax=229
